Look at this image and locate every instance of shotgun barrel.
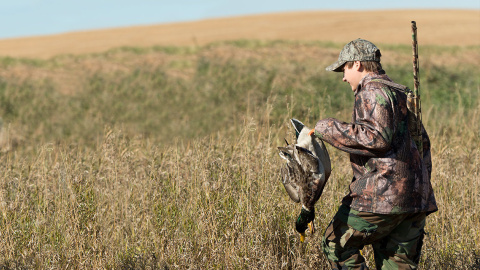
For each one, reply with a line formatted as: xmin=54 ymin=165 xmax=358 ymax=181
xmin=410 ymin=21 xmax=423 ymax=159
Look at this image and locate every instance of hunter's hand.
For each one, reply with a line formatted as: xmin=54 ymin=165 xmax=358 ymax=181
xmin=295 ymin=207 xmax=315 ymax=233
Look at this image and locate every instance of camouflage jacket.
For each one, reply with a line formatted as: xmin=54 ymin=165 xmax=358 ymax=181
xmin=314 ymin=71 xmax=437 ymax=214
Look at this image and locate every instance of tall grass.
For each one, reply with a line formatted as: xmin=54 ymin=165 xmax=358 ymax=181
xmin=0 ymin=41 xmax=478 ymax=268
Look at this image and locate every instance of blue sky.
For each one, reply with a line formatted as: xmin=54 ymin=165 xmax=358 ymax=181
xmin=1 ymin=0 xmax=479 ymax=39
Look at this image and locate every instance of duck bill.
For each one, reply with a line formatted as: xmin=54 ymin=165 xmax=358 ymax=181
xmin=300 ymin=232 xmax=306 ymax=242
xmin=299 ymin=222 xmax=315 ymax=243
xmin=309 ymin=221 xmax=315 ymax=234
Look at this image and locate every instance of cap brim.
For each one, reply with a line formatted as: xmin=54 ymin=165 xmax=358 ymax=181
xmin=325 ymin=60 xmax=346 ymax=72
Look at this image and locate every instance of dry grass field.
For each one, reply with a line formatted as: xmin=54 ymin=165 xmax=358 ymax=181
xmin=0 ymin=9 xmax=478 ymax=269
xmin=0 ymin=10 xmax=479 ymax=59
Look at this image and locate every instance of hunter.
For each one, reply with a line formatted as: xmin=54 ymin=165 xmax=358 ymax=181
xmin=305 ymin=39 xmax=437 ymax=269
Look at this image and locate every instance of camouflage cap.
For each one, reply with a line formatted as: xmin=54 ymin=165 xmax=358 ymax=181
xmin=326 ymin=39 xmax=381 ymax=72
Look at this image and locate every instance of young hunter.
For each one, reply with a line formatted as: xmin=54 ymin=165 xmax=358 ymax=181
xmin=302 ymin=39 xmax=438 ymax=269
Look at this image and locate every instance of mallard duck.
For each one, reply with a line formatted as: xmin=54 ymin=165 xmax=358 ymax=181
xmin=278 ymin=118 xmax=331 ymax=242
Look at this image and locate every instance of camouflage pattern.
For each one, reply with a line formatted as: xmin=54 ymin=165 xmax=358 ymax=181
xmin=326 ymin=39 xmax=381 ymax=72
xmin=322 ymin=205 xmax=426 ymax=270
xmin=313 ymin=71 xmax=437 ymax=215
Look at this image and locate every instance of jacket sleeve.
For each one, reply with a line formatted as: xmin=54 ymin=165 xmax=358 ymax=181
xmin=314 ymin=87 xmax=395 ymax=157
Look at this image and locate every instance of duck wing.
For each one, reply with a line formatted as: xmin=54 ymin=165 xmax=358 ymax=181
xmin=280 ymin=165 xmax=300 ymax=203
xmin=294 ymin=145 xmax=326 ymax=210
xmin=278 ymin=145 xmax=303 ymax=203
xmin=312 ymin=137 xmax=331 ymax=180
xmin=293 ymin=118 xmax=331 ymax=177
xmin=278 ymin=119 xmax=332 ymax=209
xmin=291 ymin=118 xmax=305 ymax=139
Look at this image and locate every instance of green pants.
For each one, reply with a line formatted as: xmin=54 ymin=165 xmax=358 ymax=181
xmin=322 ymin=205 xmax=426 ymax=270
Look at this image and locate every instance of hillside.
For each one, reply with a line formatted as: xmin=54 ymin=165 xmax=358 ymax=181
xmin=0 ymin=9 xmax=478 ymax=59
xmin=0 ymin=9 xmax=479 ymax=269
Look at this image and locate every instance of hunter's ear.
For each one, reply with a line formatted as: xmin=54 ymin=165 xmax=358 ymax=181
xmin=354 ymin=61 xmax=362 ymax=71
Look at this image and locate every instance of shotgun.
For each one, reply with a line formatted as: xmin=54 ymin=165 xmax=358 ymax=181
xmin=409 ymin=21 xmax=423 ymax=159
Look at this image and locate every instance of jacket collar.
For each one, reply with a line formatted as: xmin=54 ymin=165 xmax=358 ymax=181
xmin=354 ymin=70 xmax=387 ymax=94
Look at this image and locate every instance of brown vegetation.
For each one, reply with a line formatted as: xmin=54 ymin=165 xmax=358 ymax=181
xmin=0 ymin=10 xmax=478 ymax=59
xmin=0 ymin=9 xmax=478 ymax=269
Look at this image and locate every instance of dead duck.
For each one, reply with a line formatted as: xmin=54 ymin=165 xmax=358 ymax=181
xmin=278 ymin=118 xmax=331 ymax=242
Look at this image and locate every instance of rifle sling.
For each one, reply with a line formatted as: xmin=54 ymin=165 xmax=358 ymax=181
xmin=369 ymin=79 xmax=412 ymax=94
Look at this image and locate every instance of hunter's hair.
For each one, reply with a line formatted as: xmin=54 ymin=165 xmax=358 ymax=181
xmin=345 ymin=49 xmax=383 ymax=72
xmin=345 ymin=61 xmax=383 ymax=72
